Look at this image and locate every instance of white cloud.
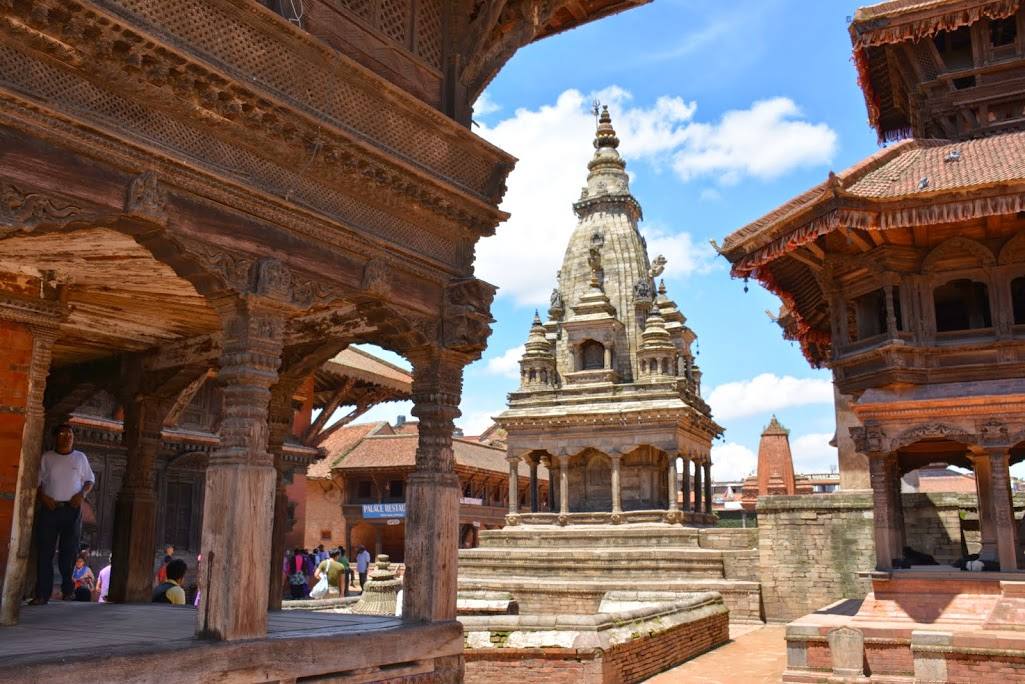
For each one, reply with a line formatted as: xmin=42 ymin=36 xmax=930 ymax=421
xmin=672 ymin=98 xmax=837 ymax=185
xmin=458 ymin=406 xmax=504 ymax=436
xmin=485 ymin=345 xmax=524 ymax=380
xmin=642 ymin=224 xmax=718 ymax=280
xmin=706 ymin=373 xmax=834 ymax=421
xmin=473 ymin=91 xmax=501 ymax=118
xmin=474 ymin=88 xmax=834 ymax=306
xmin=790 ymin=432 xmax=838 ymax=475
xmin=699 ymin=188 xmax=722 ymax=202
xmin=711 ymin=442 xmax=757 ymax=482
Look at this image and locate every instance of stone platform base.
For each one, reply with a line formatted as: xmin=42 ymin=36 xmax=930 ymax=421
xmin=462 ymin=591 xmax=729 ymax=684
xmin=783 ymin=573 xmax=1025 ymax=682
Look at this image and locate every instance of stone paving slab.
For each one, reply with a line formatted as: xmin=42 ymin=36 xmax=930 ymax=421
xmin=643 ymin=624 xmax=787 ymax=683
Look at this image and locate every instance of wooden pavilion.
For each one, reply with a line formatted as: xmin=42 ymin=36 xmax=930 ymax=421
xmin=722 ymin=1 xmax=1025 ymax=680
xmin=0 ymin=1 xmax=650 ymax=682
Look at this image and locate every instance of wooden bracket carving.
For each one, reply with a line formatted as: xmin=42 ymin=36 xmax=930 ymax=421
xmin=124 ymin=171 xmax=167 ymax=225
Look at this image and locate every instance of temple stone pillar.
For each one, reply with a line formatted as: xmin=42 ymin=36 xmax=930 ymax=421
xmin=0 ymin=317 xmax=58 ymax=626
xmin=681 ymin=458 xmax=691 ymax=512
xmin=197 ymin=293 xmax=286 ymax=641
xmin=693 ymin=461 xmax=703 ymax=513
xmin=543 ymin=456 xmax=555 ymax=511
xmin=610 ymin=451 xmax=622 ymax=514
xmin=667 ymin=454 xmax=679 ymax=512
xmin=506 ymin=455 xmax=520 ymax=518
xmin=869 ymin=453 xmax=905 ymax=570
xmin=703 ymin=461 xmax=713 ymax=514
xmin=402 ymin=349 xmax=466 ymax=624
xmin=559 ymin=452 xmax=570 ymax=517
xmin=528 ymin=457 xmax=539 ymax=513
xmin=108 ymin=380 xmax=163 ymax=604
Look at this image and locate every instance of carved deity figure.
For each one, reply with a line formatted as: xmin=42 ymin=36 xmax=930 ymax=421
xmin=648 ymin=254 xmax=667 ymax=279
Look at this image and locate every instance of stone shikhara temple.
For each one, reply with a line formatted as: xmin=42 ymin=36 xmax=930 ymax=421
xmin=723 ymin=0 xmax=1025 ymax=680
xmin=456 ymin=109 xmax=757 ymax=683
xmin=498 ymin=106 xmax=721 ymax=526
xmin=0 ymin=1 xmax=655 ymax=682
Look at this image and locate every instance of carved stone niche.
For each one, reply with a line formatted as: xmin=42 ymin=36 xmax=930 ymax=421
xmin=850 ymin=420 xmax=885 ymax=455
xmin=442 ymin=278 xmax=496 ymax=355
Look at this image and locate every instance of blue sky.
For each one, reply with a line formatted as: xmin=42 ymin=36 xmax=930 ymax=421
xmin=356 ymin=0 xmax=885 ymax=481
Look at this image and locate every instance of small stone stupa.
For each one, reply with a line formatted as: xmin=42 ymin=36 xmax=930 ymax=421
xmin=351 ymin=555 xmax=401 ymax=616
xmin=740 ymin=415 xmax=811 ymax=511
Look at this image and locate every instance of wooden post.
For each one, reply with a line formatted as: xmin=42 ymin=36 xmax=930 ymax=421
xmin=869 ymin=454 xmax=904 ymax=570
xmin=610 ymin=452 xmax=622 ymax=514
xmin=108 ymin=386 xmax=163 ymax=603
xmin=268 ymin=465 xmax=289 ymax=611
xmin=1 ymin=324 xmax=57 ymax=626
xmin=681 ymin=458 xmax=691 ymax=512
xmin=402 ymin=349 xmax=465 ymax=624
xmin=989 ymin=448 xmax=1019 ymax=571
xmin=197 ymin=295 xmax=285 ymax=641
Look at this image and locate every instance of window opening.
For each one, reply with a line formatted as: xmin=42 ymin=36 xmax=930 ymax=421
xmin=388 ymin=480 xmax=404 ymax=499
xmin=991 ymin=17 xmax=1018 ymax=47
xmin=581 ymin=340 xmax=605 ymax=370
xmin=853 ymin=289 xmax=887 ymax=339
xmin=934 ymin=279 xmax=992 ymax=332
xmin=933 ymin=26 xmax=974 ymax=71
xmin=357 ymin=480 xmax=372 ymax=500
xmin=1012 ymin=276 xmax=1025 ymax=325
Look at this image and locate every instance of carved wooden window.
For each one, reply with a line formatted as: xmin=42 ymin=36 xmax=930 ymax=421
xmin=1012 ymin=276 xmax=1025 ymax=325
xmin=934 ymin=279 xmax=992 ymax=332
xmin=164 ymin=481 xmax=194 ymax=551
xmin=357 ymin=480 xmax=373 ymax=500
xmin=388 ymin=479 xmax=404 ymax=499
xmin=991 ymin=17 xmax=1018 ymax=51
xmin=934 ymin=27 xmax=975 ymax=72
xmin=853 ymin=289 xmax=887 ymax=339
xmin=581 ymin=340 xmax=605 ymax=371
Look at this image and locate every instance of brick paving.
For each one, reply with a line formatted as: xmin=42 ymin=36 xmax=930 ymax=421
xmin=644 ymin=624 xmax=787 ymax=684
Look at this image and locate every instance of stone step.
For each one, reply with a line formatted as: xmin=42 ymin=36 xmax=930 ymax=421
xmin=477 ymin=524 xmax=704 ymax=549
xmin=457 ymin=576 xmax=764 ymax=623
xmin=459 ymin=548 xmax=727 ymax=579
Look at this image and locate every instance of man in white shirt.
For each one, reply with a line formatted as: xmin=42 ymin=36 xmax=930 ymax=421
xmin=31 ymin=424 xmax=94 ymax=605
xmin=96 ymin=561 xmax=112 ymax=603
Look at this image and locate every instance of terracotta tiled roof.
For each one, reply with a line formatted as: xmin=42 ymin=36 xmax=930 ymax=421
xmin=723 ymin=132 xmax=1025 ymax=259
xmin=308 ymin=421 xmax=392 ymax=479
xmin=335 ymin=434 xmax=546 ymax=479
xmin=320 ymin=348 xmax=412 ymax=396
xmin=392 ymin=420 xmax=419 ymax=435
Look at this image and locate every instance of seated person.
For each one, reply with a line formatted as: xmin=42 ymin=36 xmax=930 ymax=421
xmin=151 ymin=558 xmax=187 ymax=605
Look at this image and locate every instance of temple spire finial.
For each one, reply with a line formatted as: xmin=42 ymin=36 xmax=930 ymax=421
xmin=594 ymin=104 xmax=620 ymax=151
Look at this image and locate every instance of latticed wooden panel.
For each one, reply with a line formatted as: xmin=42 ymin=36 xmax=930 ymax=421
xmin=378 ymin=0 xmax=411 ymax=45
xmin=415 ymin=0 xmax=443 ymax=70
xmin=338 ymin=0 xmax=374 ymax=21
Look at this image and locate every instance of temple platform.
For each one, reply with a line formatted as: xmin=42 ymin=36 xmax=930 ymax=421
xmin=783 ymin=572 xmax=1025 ymax=683
xmin=0 ymin=602 xmax=461 ymax=683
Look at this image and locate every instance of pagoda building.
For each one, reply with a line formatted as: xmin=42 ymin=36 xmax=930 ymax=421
xmin=721 ymin=1 xmax=1025 ymax=680
xmin=496 ymin=106 xmax=722 ymax=526
xmin=740 ymin=415 xmax=811 ymax=511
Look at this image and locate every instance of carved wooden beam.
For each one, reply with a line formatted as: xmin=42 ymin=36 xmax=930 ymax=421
xmin=303 ymin=377 xmax=355 ymax=445
xmin=312 ymin=403 xmax=374 ymax=446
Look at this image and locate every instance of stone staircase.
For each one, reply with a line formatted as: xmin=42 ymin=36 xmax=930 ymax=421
xmin=458 ymin=524 xmax=764 ymax=622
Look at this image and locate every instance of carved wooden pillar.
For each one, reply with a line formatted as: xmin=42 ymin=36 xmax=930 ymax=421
xmin=681 ymin=457 xmax=691 ymax=512
xmin=869 ymin=453 xmax=905 ymax=570
xmin=884 ymin=284 xmax=898 ymax=338
xmin=197 ymin=294 xmax=286 ymax=641
xmin=402 ymin=349 xmax=466 ymax=624
xmin=528 ymin=457 xmax=539 ymax=513
xmin=108 ymin=378 xmax=164 ymax=604
xmin=268 ymin=464 xmax=290 ymax=611
xmin=703 ymin=461 xmax=713 ymax=514
xmin=693 ymin=460 xmax=703 ymax=513
xmin=506 ymin=455 xmax=520 ymax=518
xmin=971 ymin=446 xmax=1017 ymax=569
xmin=610 ymin=451 xmax=622 ymax=514
xmin=0 ymin=321 xmax=58 ymax=626
xmin=667 ymin=454 xmax=680 ymax=513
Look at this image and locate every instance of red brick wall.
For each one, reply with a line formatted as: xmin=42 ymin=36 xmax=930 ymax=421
xmin=865 ymin=642 xmax=913 ymax=678
xmin=303 ymin=479 xmax=346 ymax=550
xmin=0 ymin=320 xmax=33 ymax=581
xmin=946 ymin=653 xmax=1025 ymax=680
xmin=465 ymin=610 xmax=729 ymax=683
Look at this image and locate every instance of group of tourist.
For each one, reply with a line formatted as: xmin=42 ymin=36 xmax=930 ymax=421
xmin=286 ymin=544 xmax=372 ymax=600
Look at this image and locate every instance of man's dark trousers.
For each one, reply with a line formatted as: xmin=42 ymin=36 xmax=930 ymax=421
xmin=35 ymin=504 xmax=81 ymax=599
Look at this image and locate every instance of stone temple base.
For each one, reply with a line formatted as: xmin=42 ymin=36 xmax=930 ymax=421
xmin=461 ymin=591 xmax=729 ymax=684
xmin=783 ymin=572 xmax=1025 ymax=682
xmin=458 ymin=523 xmax=763 ymax=622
